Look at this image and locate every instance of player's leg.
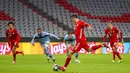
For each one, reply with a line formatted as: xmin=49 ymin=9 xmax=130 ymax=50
xmin=87 ymin=42 xmax=109 ymax=52
xmin=70 ymin=44 xmax=80 ymax=63
xmin=60 ymin=42 xmax=82 ymax=71
xmin=66 ymin=45 xmax=70 ymax=57
xmin=11 ymin=42 xmax=24 ymax=64
xmin=47 ymin=43 xmax=56 ymax=62
xmin=111 ymin=42 xmax=116 ymax=62
xmin=42 ymin=42 xmax=56 ymax=62
xmin=75 ymin=52 xmax=80 ymax=63
xmin=47 ymin=48 xmax=56 ymax=62
xmin=112 ymin=51 xmax=116 ymax=62
xmin=14 ymin=43 xmax=24 ymax=55
xmin=112 ymin=42 xmax=122 ymax=63
xmin=47 ymin=52 xmax=56 ymax=62
xmin=15 ymin=51 xmax=24 ymax=56
xmin=42 ymin=44 xmax=50 ymax=62
xmin=68 ymin=44 xmax=80 ymax=63
xmin=83 ymin=42 xmax=102 ymax=52
xmin=60 ymin=51 xmax=75 ymax=71
xmin=11 ymin=44 xmax=16 ymax=63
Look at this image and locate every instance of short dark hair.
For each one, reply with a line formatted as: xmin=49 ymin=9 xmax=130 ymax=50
xmin=7 ymin=22 xmax=14 ymax=26
xmin=37 ymin=27 xmax=42 ymax=31
xmin=71 ymin=13 xmax=78 ymax=18
xmin=68 ymin=31 xmax=73 ymax=34
xmin=68 ymin=32 xmax=72 ymax=34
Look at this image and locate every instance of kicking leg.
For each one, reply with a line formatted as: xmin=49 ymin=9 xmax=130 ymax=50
xmin=83 ymin=42 xmax=102 ymax=52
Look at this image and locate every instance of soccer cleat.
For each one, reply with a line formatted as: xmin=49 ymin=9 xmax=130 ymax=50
xmin=21 ymin=51 xmax=24 ymax=56
xmin=75 ymin=59 xmax=81 ymax=63
xmin=59 ymin=66 xmax=66 ymax=71
xmin=117 ymin=60 xmax=123 ymax=63
xmin=13 ymin=61 xmax=16 ymax=64
xmin=53 ymin=59 xmax=56 ymax=62
xmin=112 ymin=60 xmax=115 ymax=63
xmin=47 ymin=59 xmax=50 ymax=63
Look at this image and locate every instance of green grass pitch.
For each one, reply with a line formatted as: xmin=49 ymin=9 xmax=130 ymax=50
xmin=0 ymin=54 xmax=130 ymax=73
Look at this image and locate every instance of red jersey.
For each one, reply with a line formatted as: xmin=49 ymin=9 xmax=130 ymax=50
xmin=103 ymin=26 xmax=122 ymax=42
xmin=74 ymin=20 xmax=90 ymax=41
xmin=6 ymin=28 xmax=21 ymax=43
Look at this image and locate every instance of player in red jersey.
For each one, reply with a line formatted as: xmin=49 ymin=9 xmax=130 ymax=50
xmin=58 ymin=14 xmax=107 ymax=71
xmin=6 ymin=22 xmax=24 ymax=64
xmin=103 ymin=22 xmax=123 ymax=63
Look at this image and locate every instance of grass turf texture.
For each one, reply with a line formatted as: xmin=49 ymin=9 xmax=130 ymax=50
xmin=0 ymin=54 xmax=130 ymax=73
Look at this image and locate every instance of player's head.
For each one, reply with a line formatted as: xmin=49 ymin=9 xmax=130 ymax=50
xmin=71 ymin=13 xmax=78 ymax=23
xmin=7 ymin=22 xmax=14 ymax=29
xmin=107 ymin=22 xmax=113 ymax=30
xmin=37 ymin=28 xmax=42 ymax=35
xmin=68 ymin=32 xmax=73 ymax=38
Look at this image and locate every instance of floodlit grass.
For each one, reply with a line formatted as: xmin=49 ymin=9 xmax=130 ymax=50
xmin=0 ymin=54 xmax=130 ymax=73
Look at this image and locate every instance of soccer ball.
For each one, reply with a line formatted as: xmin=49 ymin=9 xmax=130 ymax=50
xmin=52 ymin=64 xmax=59 ymax=71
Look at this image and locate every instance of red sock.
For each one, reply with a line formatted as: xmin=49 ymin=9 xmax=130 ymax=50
xmin=91 ymin=45 xmax=102 ymax=50
xmin=64 ymin=57 xmax=71 ymax=67
xmin=113 ymin=52 xmax=116 ymax=60
xmin=15 ymin=51 xmax=22 ymax=55
xmin=13 ymin=53 xmax=16 ymax=61
xmin=116 ymin=52 xmax=122 ymax=60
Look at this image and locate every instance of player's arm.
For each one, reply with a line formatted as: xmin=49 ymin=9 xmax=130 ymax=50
xmin=6 ymin=30 xmax=10 ymax=46
xmin=83 ymin=22 xmax=92 ymax=31
xmin=15 ymin=29 xmax=21 ymax=46
xmin=48 ymin=33 xmax=60 ymax=40
xmin=119 ymin=31 xmax=124 ymax=44
xmin=115 ymin=27 xmax=124 ymax=44
xmin=31 ymin=33 xmax=37 ymax=46
xmin=63 ymin=35 xmax=68 ymax=44
xmin=71 ymin=34 xmax=76 ymax=47
xmin=103 ymin=33 xmax=107 ymax=42
xmin=103 ymin=30 xmax=108 ymax=42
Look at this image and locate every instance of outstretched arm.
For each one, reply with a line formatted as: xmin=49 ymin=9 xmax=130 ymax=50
xmin=49 ymin=33 xmax=60 ymax=40
xmin=31 ymin=33 xmax=37 ymax=46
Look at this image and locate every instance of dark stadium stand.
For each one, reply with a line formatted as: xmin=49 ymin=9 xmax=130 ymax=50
xmin=0 ymin=11 xmax=14 ymax=21
xmin=0 ymin=0 xmax=130 ymax=42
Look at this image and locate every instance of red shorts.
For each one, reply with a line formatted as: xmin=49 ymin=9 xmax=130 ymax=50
xmin=72 ymin=39 xmax=89 ymax=52
xmin=9 ymin=41 xmax=19 ymax=50
xmin=110 ymin=42 xmax=118 ymax=49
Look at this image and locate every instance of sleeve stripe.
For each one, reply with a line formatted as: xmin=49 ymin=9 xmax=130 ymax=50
xmin=80 ymin=28 xmax=83 ymax=39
